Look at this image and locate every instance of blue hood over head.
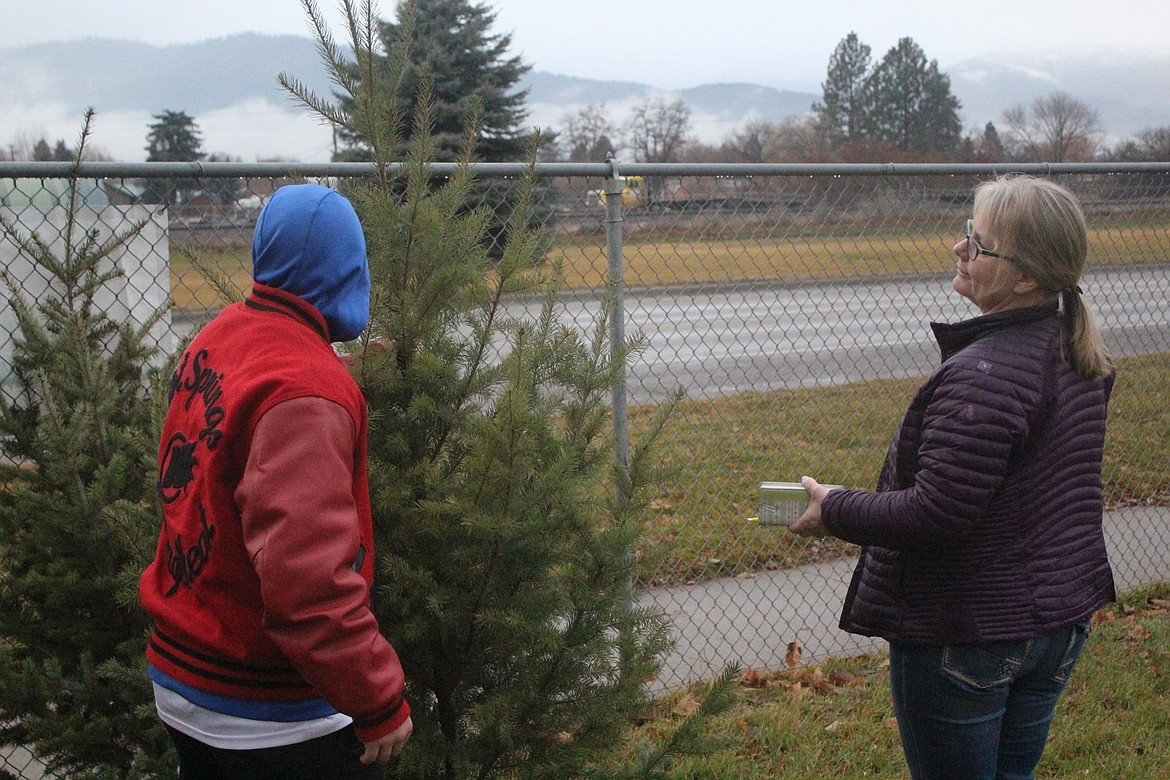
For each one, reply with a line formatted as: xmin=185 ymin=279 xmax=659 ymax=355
xmin=252 ymin=184 xmax=370 ymax=342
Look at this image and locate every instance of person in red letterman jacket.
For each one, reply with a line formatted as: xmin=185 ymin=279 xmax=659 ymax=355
xmin=140 ymin=183 xmax=412 ymax=779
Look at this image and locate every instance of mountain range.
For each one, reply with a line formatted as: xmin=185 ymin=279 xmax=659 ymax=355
xmin=1 ymin=35 xmax=1168 ymax=162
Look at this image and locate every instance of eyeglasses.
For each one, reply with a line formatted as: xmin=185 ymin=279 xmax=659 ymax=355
xmin=964 ymin=219 xmax=1018 ymax=263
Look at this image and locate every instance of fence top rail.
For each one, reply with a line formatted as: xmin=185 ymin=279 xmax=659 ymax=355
xmin=3 ymin=160 xmax=1170 ymax=180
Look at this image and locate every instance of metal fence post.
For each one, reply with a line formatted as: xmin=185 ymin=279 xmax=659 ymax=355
xmin=603 ymin=157 xmax=632 ymax=609
xmin=603 ymin=156 xmax=629 ymax=483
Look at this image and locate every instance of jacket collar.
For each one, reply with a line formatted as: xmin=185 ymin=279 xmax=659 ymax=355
xmin=931 ymin=299 xmax=1059 ymax=362
xmin=244 ymin=282 xmax=331 ymax=343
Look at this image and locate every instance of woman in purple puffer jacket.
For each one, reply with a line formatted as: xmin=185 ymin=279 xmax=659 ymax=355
xmin=791 ymin=175 xmax=1115 ymax=780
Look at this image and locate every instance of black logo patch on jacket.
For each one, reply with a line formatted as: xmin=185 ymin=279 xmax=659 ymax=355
xmin=163 ymin=503 xmax=216 ymax=597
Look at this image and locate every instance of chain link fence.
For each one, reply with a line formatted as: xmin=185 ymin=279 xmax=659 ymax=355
xmin=3 ymin=160 xmax=1169 ymax=777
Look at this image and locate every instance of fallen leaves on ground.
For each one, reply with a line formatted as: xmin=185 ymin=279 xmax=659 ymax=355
xmin=671 ymin=694 xmax=701 ymax=718
xmin=737 ymin=656 xmax=875 ymax=704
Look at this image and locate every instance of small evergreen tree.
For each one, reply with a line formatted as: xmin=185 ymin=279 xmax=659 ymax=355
xmin=0 ymin=110 xmax=175 ymax=779
xmin=32 ymin=139 xmax=53 ymax=162
xmin=281 ymin=2 xmax=734 ymax=776
xmin=202 ymin=152 xmax=247 ymax=207
xmin=144 ymin=110 xmax=204 ymax=163
xmin=976 ymin=121 xmax=1006 ymax=163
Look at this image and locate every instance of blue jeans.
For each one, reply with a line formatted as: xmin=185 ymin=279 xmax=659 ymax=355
xmin=888 ymin=620 xmax=1091 ymax=780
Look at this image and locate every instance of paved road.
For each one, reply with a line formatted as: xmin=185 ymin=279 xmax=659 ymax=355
xmin=485 ymin=264 xmax=1170 ymax=405
xmin=174 ymin=266 xmax=1168 ymax=406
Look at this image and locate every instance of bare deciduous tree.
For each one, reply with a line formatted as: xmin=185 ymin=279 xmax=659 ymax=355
xmin=623 ymin=95 xmax=691 ymax=163
xmin=722 ymin=117 xmax=827 ymax=163
xmin=623 ymin=96 xmax=692 ymax=204
xmin=1002 ymin=91 xmax=1103 ymax=162
xmin=1105 ymin=126 xmax=1170 ymax=161
xmin=558 ymin=103 xmax=618 ymax=162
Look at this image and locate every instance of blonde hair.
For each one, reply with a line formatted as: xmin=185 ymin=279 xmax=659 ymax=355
xmin=973 ymin=175 xmax=1112 ymax=379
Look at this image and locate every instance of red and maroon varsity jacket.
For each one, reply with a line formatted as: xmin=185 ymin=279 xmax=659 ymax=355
xmin=140 ymin=283 xmax=409 ymax=742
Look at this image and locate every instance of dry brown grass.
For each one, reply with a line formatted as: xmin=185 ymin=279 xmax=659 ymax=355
xmin=168 ymin=223 xmax=1170 ymax=312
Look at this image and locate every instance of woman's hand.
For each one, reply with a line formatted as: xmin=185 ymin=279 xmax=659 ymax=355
xmin=788 ymin=476 xmax=832 ymax=537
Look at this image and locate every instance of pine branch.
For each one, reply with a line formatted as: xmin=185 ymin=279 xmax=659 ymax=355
xmin=179 ymin=245 xmax=246 ymax=306
xmin=276 ymin=72 xmax=356 ymax=133
xmin=592 ymin=663 xmax=742 ymax=780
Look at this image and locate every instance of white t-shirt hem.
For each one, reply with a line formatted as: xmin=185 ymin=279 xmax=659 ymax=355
xmin=153 ymin=682 xmax=354 ymax=750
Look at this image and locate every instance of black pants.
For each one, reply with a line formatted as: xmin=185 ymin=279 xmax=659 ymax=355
xmin=165 ymin=724 xmax=382 ymax=780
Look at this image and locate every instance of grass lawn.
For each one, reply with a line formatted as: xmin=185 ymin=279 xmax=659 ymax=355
xmin=168 ymin=246 xmax=252 ymax=311
xmin=542 ymin=222 xmax=1170 ymax=291
xmin=629 ymin=583 xmax=1170 ymax=779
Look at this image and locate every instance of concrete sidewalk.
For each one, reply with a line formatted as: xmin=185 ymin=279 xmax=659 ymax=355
xmin=645 ymin=504 xmax=1170 ymax=692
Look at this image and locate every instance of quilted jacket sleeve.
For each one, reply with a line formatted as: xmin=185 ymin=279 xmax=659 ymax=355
xmin=823 ymin=356 xmax=1041 ymax=551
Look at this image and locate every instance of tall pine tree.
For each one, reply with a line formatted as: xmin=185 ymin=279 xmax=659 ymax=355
xmin=142 ymin=110 xmax=205 ymax=206
xmin=281 ymin=1 xmax=735 ymax=776
xmin=814 ymin=33 xmax=961 ymax=160
xmin=866 ymin=37 xmax=962 ymax=156
xmin=336 ymin=0 xmax=530 ymax=162
xmin=333 ymin=0 xmax=548 ymax=259
xmin=0 ymin=110 xmax=176 ymax=779
xmin=812 ymin=32 xmax=873 ymax=147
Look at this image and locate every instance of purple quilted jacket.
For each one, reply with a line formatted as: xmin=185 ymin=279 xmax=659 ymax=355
xmin=822 ymin=301 xmax=1116 ymax=644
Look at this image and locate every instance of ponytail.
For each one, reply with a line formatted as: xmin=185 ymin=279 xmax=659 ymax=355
xmin=1061 ymin=287 xmax=1113 ymax=380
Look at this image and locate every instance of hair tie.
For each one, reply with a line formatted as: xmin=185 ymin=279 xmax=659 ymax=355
xmin=1058 ymin=285 xmax=1082 ymax=314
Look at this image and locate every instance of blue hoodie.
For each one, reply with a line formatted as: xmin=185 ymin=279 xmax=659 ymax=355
xmin=251 ymin=184 xmax=370 ymax=342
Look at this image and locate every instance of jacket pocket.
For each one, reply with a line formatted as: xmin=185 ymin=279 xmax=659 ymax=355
xmin=941 ymin=640 xmax=1030 ymax=690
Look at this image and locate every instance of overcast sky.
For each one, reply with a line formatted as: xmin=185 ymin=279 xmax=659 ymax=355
xmin=5 ymin=0 xmax=1170 ymax=91
xmin=3 ymin=0 xmax=1169 ymax=161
